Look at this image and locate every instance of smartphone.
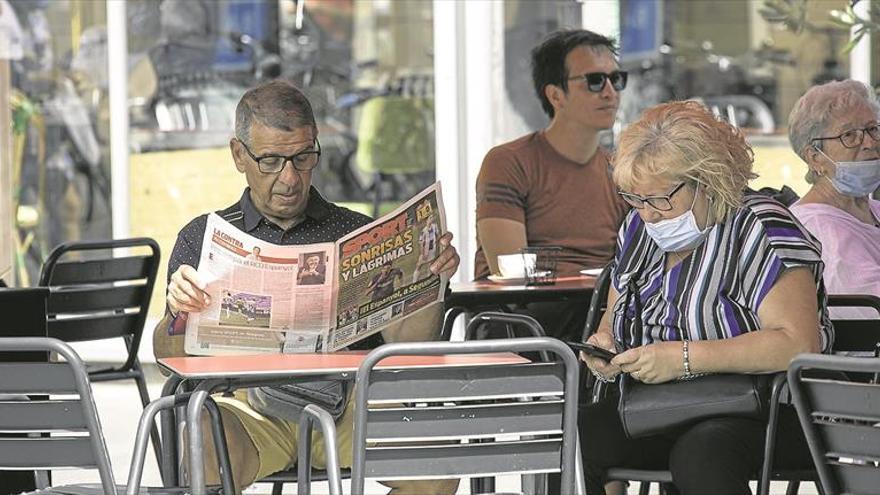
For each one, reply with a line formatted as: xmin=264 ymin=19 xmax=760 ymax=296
xmin=566 ymin=341 xmax=617 ymax=362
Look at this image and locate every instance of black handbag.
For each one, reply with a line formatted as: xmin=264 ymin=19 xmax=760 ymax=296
xmin=618 ymin=372 xmax=771 ymax=438
xmin=616 ymin=279 xmax=771 ymax=438
xmin=248 ymin=379 xmax=352 ymax=422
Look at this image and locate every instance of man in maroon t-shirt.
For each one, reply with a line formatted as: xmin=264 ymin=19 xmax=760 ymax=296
xmin=474 ymin=29 xmax=629 ymax=340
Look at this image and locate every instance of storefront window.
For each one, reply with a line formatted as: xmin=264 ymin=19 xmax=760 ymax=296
xmin=125 ymin=0 xmax=436 ymax=315
xmin=498 ymin=1 xmax=584 ymax=140
xmin=617 ymin=0 xmax=861 ymax=195
xmin=7 ymin=0 xmax=111 ymax=285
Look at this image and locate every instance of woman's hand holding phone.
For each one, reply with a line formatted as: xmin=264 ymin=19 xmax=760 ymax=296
xmin=579 ymin=332 xmax=622 ymax=381
xmin=567 ymin=341 xmax=617 ymax=362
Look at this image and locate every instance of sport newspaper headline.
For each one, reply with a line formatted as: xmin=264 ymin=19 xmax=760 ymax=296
xmin=184 ymin=183 xmax=448 ymax=355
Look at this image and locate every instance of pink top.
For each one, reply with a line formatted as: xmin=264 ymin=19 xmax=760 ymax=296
xmin=790 ymin=199 xmax=880 ymax=319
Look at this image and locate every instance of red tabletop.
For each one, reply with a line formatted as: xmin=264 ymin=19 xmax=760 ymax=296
xmin=159 ymin=351 xmax=529 ymax=379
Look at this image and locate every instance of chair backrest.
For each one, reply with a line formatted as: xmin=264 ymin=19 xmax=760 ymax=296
xmin=0 ymin=287 xmax=49 ymax=362
xmin=828 ymin=295 xmax=880 ymax=355
xmin=350 ymin=337 xmax=579 ymax=495
xmin=38 ymin=238 xmax=160 ymax=369
xmin=581 ymin=262 xmax=613 ymax=342
xmin=0 ymin=337 xmax=116 ymax=494
xmin=788 ymin=353 xmax=880 ymax=495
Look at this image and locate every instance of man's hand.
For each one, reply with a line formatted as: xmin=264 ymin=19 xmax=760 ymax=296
xmin=612 ymin=341 xmax=683 ymax=384
xmin=167 ymin=265 xmax=211 ymax=315
xmin=580 ymin=331 xmax=621 ymax=381
xmin=430 ymin=232 xmax=460 ymax=278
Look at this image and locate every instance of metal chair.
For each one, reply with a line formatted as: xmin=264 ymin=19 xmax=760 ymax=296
xmin=154 ymin=375 xmax=351 ymax=495
xmin=788 ymin=353 xmax=880 ymax=495
xmin=0 ymin=337 xmax=233 ymax=495
xmin=463 ymin=312 xmax=555 ymax=494
xmin=827 ymin=294 xmax=880 ymax=355
xmin=39 ymin=238 xmax=163 ymax=470
xmin=0 ymin=287 xmax=50 ymax=492
xmin=349 ymin=337 xmax=580 ymax=495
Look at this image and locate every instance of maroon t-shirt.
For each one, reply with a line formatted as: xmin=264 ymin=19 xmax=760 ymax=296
xmin=474 ymin=131 xmax=628 ymax=279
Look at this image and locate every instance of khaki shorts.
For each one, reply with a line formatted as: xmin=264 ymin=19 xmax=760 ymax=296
xmin=214 ymin=389 xmax=355 ymax=481
xmin=215 ymin=390 xmax=460 ymax=494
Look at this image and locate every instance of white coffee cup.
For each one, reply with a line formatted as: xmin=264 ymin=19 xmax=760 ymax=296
xmin=497 ymin=253 xmax=537 ymax=278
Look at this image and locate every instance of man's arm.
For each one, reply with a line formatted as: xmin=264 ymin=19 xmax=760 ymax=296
xmin=152 ymin=220 xmax=209 ymax=361
xmin=477 ymin=218 xmax=528 ymax=275
xmin=475 ymin=144 xmax=529 ymax=276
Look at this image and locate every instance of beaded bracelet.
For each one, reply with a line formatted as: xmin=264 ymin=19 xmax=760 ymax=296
xmin=682 ymin=339 xmax=694 ymax=380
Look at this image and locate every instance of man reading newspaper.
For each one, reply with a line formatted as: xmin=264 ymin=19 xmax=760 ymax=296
xmin=153 ymin=80 xmax=460 ymax=493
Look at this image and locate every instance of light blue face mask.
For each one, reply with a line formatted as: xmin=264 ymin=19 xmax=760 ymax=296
xmin=643 ymin=188 xmax=710 ymax=252
xmin=816 ymin=147 xmax=880 ymax=197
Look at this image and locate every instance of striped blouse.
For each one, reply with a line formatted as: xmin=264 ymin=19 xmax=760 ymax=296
xmin=611 ymin=194 xmax=834 ymax=352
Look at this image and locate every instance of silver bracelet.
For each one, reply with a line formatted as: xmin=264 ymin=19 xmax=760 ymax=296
xmin=590 ymin=368 xmax=617 ymax=384
xmin=682 ymin=339 xmax=694 ymax=380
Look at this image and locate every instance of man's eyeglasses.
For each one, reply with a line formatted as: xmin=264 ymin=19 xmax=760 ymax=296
xmin=811 ymin=123 xmax=880 ymax=149
xmin=567 ymin=70 xmax=628 ymax=93
xmin=238 ymin=139 xmax=322 ymax=173
xmin=618 ymin=182 xmax=686 ymax=211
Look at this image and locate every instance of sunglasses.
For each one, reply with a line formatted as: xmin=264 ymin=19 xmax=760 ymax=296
xmin=567 ymin=70 xmax=628 ymax=93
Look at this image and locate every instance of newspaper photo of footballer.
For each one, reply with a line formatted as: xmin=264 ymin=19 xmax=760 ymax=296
xmin=219 ymin=291 xmax=272 ymax=328
xmin=412 ymin=208 xmax=441 ymax=283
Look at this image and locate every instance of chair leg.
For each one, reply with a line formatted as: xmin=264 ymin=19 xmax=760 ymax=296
xmin=272 ymin=481 xmax=284 ymax=495
xmin=785 ymin=481 xmax=800 ymax=495
xmin=641 ymin=482 xmax=652 ymax=495
xmin=133 ymin=360 xmax=164 ymax=476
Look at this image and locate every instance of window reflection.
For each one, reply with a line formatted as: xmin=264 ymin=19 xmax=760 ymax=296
xmin=8 ymin=0 xmax=111 ymax=285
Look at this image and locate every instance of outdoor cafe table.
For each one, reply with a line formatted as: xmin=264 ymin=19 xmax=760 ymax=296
xmin=442 ymin=275 xmax=597 ymax=339
xmin=158 ymin=350 xmax=530 ymax=494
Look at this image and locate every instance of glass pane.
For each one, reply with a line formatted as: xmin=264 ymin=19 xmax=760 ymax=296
xmin=8 ymin=0 xmax=111 ymax=285
xmin=498 ymin=1 xmax=584 ymax=141
xmin=618 ymin=0 xmax=855 ymax=195
xmin=126 ymin=0 xmax=436 ymax=317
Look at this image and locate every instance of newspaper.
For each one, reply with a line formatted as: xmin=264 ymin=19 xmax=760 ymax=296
xmin=185 ymin=183 xmax=448 ymax=355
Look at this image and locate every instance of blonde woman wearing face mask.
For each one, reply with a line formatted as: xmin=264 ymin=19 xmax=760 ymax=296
xmin=578 ymin=101 xmax=833 ymax=494
xmin=788 ymin=80 xmax=880 ymax=318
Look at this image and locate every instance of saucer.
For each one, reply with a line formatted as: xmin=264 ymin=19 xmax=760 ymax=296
xmin=580 ymin=268 xmax=603 ymax=276
xmin=487 ymin=274 xmax=527 ymax=284
xmin=488 ymin=271 xmax=552 ymax=284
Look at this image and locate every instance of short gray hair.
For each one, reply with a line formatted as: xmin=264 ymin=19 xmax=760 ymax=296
xmin=789 ymin=80 xmax=880 ymax=183
xmin=234 ymin=80 xmax=317 ymax=146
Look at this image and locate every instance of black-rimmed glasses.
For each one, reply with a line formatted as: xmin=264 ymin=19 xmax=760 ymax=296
xmin=811 ymin=123 xmax=880 ymax=149
xmin=618 ymin=182 xmax=686 ymax=211
xmin=567 ymin=70 xmax=628 ymax=93
xmin=238 ymin=139 xmax=322 ymax=173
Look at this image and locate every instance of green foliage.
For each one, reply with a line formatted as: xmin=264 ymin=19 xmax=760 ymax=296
xmin=760 ymin=0 xmax=878 ymax=53
xmin=11 ymin=97 xmax=36 ymax=136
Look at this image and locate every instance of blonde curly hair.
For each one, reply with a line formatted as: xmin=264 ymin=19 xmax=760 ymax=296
xmin=612 ymin=100 xmax=757 ymax=223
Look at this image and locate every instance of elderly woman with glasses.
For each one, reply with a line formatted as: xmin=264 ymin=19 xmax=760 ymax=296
xmin=578 ymin=101 xmax=832 ymax=494
xmin=788 ymin=80 xmax=880 ymax=318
